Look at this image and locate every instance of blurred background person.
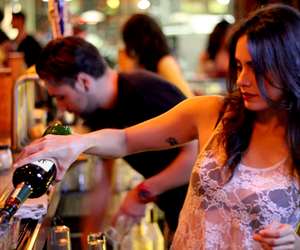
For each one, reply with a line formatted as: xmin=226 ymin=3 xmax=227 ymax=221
xmin=199 ymin=19 xmax=232 ymax=79
xmin=73 ymin=22 xmax=88 ymax=40
xmin=119 ymin=13 xmax=193 ymax=97
xmin=0 ymin=9 xmax=12 ymax=67
xmin=11 ymin=11 xmax=42 ymax=68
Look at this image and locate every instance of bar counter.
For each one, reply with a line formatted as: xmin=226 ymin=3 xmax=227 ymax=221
xmin=0 ymin=167 xmax=62 ymax=250
xmin=0 ymin=155 xmax=96 ymax=250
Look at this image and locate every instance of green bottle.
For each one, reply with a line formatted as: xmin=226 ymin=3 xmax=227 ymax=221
xmin=43 ymin=121 xmax=72 ymax=136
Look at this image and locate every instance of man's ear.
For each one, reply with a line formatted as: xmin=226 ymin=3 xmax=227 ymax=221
xmin=75 ymin=72 xmax=93 ymax=92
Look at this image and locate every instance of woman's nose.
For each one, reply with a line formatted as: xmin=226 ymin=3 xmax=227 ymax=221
xmin=236 ymin=69 xmax=252 ymax=87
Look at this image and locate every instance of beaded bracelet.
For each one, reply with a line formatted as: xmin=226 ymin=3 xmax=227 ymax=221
xmin=136 ymin=182 xmax=157 ymax=204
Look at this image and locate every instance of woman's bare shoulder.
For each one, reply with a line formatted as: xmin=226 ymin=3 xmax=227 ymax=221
xmin=180 ymin=95 xmax=224 ymax=126
xmin=173 ymin=95 xmax=224 ymax=124
xmin=188 ymin=95 xmax=225 ymax=142
xmin=182 ymin=95 xmax=224 ymax=113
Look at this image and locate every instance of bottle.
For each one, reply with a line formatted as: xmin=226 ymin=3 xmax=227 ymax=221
xmin=131 ymin=221 xmax=153 ymax=250
xmin=0 ymin=122 xmax=71 ymax=224
xmin=146 ymin=207 xmax=164 ymax=250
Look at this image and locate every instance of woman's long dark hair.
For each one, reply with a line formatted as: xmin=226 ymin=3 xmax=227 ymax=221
xmin=221 ymin=4 xmax=300 ymax=175
xmin=207 ymin=19 xmax=231 ymax=60
xmin=122 ymin=13 xmax=170 ymax=72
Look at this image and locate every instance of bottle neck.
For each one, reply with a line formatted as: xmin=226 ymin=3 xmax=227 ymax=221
xmin=0 ymin=182 xmax=32 ymax=224
xmin=8 ymin=182 xmax=33 ymax=205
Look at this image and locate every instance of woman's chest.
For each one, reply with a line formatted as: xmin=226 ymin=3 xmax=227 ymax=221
xmin=191 ymin=153 xmax=299 ymax=213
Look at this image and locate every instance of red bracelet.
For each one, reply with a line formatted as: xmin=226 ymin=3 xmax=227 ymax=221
xmin=136 ymin=182 xmax=157 ymax=204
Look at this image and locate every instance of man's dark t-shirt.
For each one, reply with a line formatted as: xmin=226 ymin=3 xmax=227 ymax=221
xmin=83 ymin=70 xmax=189 ymax=232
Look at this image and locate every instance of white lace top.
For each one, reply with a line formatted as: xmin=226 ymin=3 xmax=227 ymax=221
xmin=171 ymin=127 xmax=300 ymax=250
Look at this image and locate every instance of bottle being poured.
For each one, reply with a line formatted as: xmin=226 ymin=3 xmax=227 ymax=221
xmin=0 ymin=122 xmax=71 ymax=224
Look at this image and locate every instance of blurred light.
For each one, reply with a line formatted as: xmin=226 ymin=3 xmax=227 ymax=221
xmin=165 ymin=14 xmax=234 ymax=35
xmin=217 ymin=0 xmax=230 ymax=5
xmin=42 ymin=0 xmax=72 ymax=2
xmin=86 ymin=34 xmax=103 ymax=49
xmin=81 ymin=10 xmax=104 ymax=25
xmin=12 ymin=3 xmax=22 ymax=13
xmin=106 ymin=0 xmax=120 ymax=9
xmin=137 ymin=0 xmax=151 ymax=10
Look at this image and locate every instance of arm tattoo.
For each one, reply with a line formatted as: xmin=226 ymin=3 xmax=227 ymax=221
xmin=166 ymin=137 xmax=178 ymax=146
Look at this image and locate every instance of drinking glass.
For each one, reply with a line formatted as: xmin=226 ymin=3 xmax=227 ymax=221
xmin=9 ymin=216 xmax=21 ymax=249
xmin=0 ymin=223 xmax=10 ymax=250
xmin=87 ymin=232 xmax=106 ymax=250
xmin=47 ymin=225 xmax=72 ymax=250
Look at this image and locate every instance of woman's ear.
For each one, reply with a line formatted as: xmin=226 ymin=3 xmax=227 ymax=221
xmin=75 ymin=72 xmax=93 ymax=92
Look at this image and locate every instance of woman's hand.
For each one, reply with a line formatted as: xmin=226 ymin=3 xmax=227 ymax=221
xmin=112 ymin=186 xmax=147 ymax=226
xmin=13 ymin=134 xmax=85 ymax=180
xmin=253 ymin=223 xmax=300 ymax=250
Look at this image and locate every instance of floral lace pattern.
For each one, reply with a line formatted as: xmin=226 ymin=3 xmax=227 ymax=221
xmin=171 ymin=129 xmax=300 ymax=250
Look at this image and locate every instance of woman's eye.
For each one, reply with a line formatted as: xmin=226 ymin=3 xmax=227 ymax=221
xmin=236 ymin=63 xmax=242 ymax=73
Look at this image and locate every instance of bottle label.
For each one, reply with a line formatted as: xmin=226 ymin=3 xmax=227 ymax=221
xmin=32 ymin=159 xmax=54 ymax=172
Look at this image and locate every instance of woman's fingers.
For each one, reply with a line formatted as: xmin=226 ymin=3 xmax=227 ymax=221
xmin=272 ymin=245 xmax=295 ymax=250
xmin=14 ymin=138 xmax=47 ymax=164
xmin=260 ymin=224 xmax=294 ymax=238
xmin=254 ymin=224 xmax=296 ymax=248
xmin=258 ymin=234 xmax=294 ymax=246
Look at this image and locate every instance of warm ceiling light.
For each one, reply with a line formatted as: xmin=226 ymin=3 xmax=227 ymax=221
xmin=137 ymin=0 xmax=151 ymax=10
xmin=106 ymin=0 xmax=120 ymax=9
xmin=81 ymin=10 xmax=104 ymax=25
xmin=42 ymin=0 xmax=72 ymax=2
xmin=12 ymin=3 xmax=22 ymax=13
xmin=217 ymin=0 xmax=230 ymax=5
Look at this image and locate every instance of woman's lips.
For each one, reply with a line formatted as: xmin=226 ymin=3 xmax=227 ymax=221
xmin=241 ymin=92 xmax=257 ymax=100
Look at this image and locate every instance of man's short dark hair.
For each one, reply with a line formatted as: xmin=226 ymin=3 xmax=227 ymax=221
xmin=36 ymin=36 xmax=108 ymax=86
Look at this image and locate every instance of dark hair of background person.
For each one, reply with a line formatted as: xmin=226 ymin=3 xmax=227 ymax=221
xmin=0 ymin=9 xmax=4 ymax=22
xmin=0 ymin=8 xmax=9 ymax=44
xmin=12 ymin=11 xmax=43 ymax=67
xmin=220 ymin=3 xmax=300 ymax=175
xmin=122 ymin=13 xmax=170 ymax=72
xmin=12 ymin=11 xmax=25 ymax=21
xmin=36 ymin=36 xmax=107 ymax=87
xmin=206 ymin=19 xmax=231 ymax=60
xmin=0 ymin=31 xmax=8 ymax=44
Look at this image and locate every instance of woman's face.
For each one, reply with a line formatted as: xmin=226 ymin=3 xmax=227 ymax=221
xmin=235 ymin=35 xmax=282 ymax=111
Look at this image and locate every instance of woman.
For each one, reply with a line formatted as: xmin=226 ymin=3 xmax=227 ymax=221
xmin=15 ymin=4 xmax=300 ymax=249
xmin=199 ymin=19 xmax=232 ymax=78
xmin=120 ymin=13 xmax=193 ymax=97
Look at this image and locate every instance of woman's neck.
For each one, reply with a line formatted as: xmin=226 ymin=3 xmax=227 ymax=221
xmin=254 ymin=108 xmax=287 ymax=130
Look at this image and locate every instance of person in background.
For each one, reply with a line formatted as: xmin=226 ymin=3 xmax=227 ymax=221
xmin=11 ymin=11 xmax=42 ymax=68
xmin=14 ymin=4 xmax=300 ymax=249
xmin=120 ymin=13 xmax=193 ymax=98
xmin=14 ymin=36 xmax=197 ymax=244
xmin=0 ymin=9 xmax=7 ymax=39
xmin=0 ymin=9 xmax=12 ymax=67
xmin=72 ymin=22 xmax=87 ymax=40
xmin=199 ymin=19 xmax=232 ymax=79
